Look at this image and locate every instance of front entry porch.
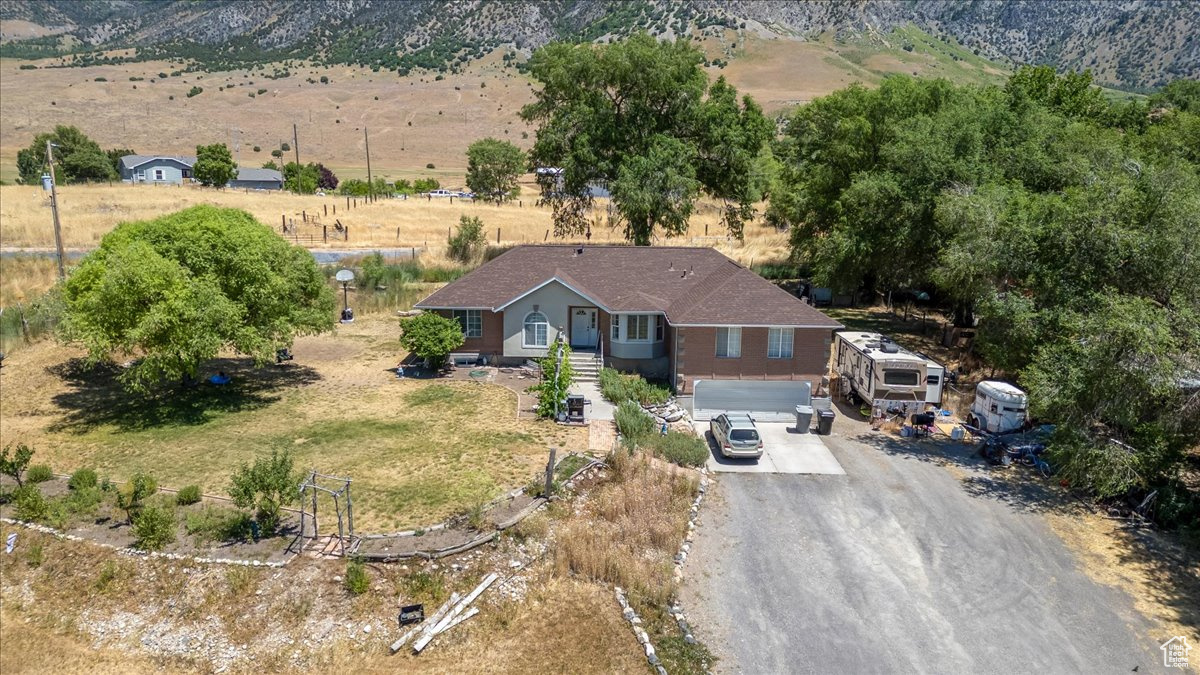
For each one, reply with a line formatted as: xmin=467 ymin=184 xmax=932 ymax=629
xmin=568 ymin=306 xmax=600 ymax=349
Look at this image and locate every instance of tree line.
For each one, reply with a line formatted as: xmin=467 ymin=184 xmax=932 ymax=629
xmin=768 ymin=70 xmax=1199 ymax=526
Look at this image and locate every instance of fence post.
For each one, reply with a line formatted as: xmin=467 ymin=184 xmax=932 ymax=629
xmin=545 ymin=447 xmax=557 ymax=497
xmin=496 ymin=228 xmax=501 ymax=244
xmin=346 ymin=196 xmax=350 ymax=210
xmin=323 ymin=225 xmax=327 ymax=243
xmin=396 ymin=226 xmax=400 ymax=240
xmin=345 ymin=226 xmax=349 ymax=242
xmin=281 ymin=214 xmax=286 ymax=232
xmin=544 ymin=229 xmax=549 ymax=241
xmin=324 ymin=204 xmax=328 ymax=217
xmin=302 ymin=210 xmax=306 ymax=222
xmin=411 ymin=246 xmax=416 ymax=258
xmin=333 ymin=204 xmax=336 ymax=215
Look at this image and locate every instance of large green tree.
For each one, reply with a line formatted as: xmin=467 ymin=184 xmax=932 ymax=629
xmin=193 ymin=143 xmax=237 ymax=187
xmin=17 ymin=125 xmax=117 ymax=184
xmin=283 ymin=161 xmax=319 ymax=194
xmin=520 ymin=33 xmax=771 ymax=245
xmin=772 ymin=68 xmax=1200 ymax=519
xmin=465 ymin=137 xmax=526 ymax=201
xmin=60 ymin=206 xmax=335 ymax=391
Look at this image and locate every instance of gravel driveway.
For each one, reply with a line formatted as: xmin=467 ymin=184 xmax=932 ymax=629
xmin=680 ymin=414 xmax=1162 ymax=674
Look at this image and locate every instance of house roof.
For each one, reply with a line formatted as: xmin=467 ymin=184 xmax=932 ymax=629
xmin=233 ymin=168 xmax=282 ymax=183
xmin=416 ymin=245 xmax=842 ymax=328
xmin=120 ymin=154 xmax=195 ymax=170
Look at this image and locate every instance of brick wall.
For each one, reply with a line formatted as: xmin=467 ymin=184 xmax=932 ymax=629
xmin=674 ymin=326 xmax=833 ymax=394
xmin=433 ymin=309 xmax=504 ymax=356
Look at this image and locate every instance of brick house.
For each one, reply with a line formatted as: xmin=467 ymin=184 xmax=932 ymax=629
xmin=415 ymin=245 xmax=842 ymax=400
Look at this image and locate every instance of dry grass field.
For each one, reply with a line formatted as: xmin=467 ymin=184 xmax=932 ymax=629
xmin=1 ymin=528 xmax=651 ymax=674
xmin=0 ymin=32 xmax=1013 ymax=182
xmin=0 ymin=313 xmax=588 ymax=532
xmin=0 ymin=181 xmax=790 ymax=275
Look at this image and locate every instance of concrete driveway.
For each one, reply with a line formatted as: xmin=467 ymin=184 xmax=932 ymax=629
xmin=681 ymin=414 xmax=1162 ymax=673
xmin=697 ymin=422 xmax=845 ymax=475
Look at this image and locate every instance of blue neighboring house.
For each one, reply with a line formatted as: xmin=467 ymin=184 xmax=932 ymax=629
xmin=119 ymin=155 xmax=283 ymax=190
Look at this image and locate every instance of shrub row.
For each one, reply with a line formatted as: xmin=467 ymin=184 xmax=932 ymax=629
xmin=599 ymin=368 xmax=672 ymax=406
xmin=614 ymin=400 xmax=708 ymax=468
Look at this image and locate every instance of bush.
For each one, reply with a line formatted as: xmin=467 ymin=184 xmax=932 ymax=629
xmin=116 ymin=471 xmax=158 ymax=524
xmin=68 ymin=468 xmax=98 ymax=491
xmin=186 ymin=505 xmax=253 ymax=543
xmin=425 ymin=163 xmax=436 ymax=169
xmin=13 ymin=486 xmax=47 ymax=521
xmin=645 ymin=431 xmax=709 ymax=467
xmin=25 ymin=464 xmax=54 ymax=483
xmin=229 ymin=449 xmax=298 ymax=536
xmin=615 ymin=400 xmax=655 ymax=439
xmin=187 ymin=86 xmax=203 ymax=97
xmin=132 ymin=505 xmax=176 ymax=550
xmin=64 ymin=486 xmax=104 ymax=518
xmin=175 ymin=484 xmax=202 ymax=506
xmin=447 ymin=215 xmax=487 ymax=263
xmin=599 ymin=368 xmax=672 ymax=405
xmin=345 ymin=558 xmax=369 ymax=595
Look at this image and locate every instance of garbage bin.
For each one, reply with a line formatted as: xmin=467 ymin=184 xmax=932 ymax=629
xmin=794 ymin=405 xmax=813 ymax=433
xmin=817 ymin=409 xmax=836 ymax=435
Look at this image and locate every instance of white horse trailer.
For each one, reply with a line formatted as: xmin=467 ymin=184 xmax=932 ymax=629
xmin=968 ymin=381 xmax=1028 ymax=434
xmin=834 ymin=331 xmax=945 ymax=418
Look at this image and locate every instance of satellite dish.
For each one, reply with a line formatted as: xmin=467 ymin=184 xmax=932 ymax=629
xmin=335 ymin=269 xmax=354 ymax=282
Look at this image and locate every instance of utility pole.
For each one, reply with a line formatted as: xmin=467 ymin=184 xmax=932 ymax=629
xmin=293 ymin=122 xmax=300 ymax=165
xmin=46 ymin=141 xmax=66 ymax=279
xmin=364 ymin=126 xmax=373 ymax=202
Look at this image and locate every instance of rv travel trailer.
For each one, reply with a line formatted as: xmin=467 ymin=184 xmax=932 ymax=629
xmin=834 ymin=331 xmax=945 ymax=418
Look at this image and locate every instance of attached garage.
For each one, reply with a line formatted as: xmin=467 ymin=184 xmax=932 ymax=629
xmin=691 ymin=380 xmax=812 ymax=422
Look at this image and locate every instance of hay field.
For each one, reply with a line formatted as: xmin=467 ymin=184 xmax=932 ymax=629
xmin=0 ymin=182 xmax=791 ymax=265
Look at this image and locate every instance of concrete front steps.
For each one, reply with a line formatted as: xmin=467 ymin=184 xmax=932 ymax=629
xmin=568 ymin=351 xmax=602 ymax=383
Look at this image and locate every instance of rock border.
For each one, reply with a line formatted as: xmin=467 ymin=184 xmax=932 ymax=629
xmin=356 ymin=457 xmax=605 ymax=562
xmin=616 ymin=586 xmax=667 ymax=675
xmin=1 ymin=517 xmax=292 ymax=568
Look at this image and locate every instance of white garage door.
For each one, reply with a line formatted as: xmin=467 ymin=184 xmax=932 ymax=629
xmin=692 ymin=380 xmax=812 ymax=422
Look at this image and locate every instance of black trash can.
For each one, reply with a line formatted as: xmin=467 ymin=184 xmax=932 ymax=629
xmin=817 ymin=409 xmax=835 ymax=435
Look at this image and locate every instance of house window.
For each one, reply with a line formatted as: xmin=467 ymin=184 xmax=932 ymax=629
xmin=768 ymin=328 xmax=794 ymax=359
xmin=655 ymin=316 xmax=664 ymax=342
xmin=611 ymin=314 xmax=620 ymax=341
xmin=453 ymin=310 xmax=482 ymax=338
xmin=716 ymin=327 xmax=741 ymax=358
xmin=628 ymin=315 xmax=650 ymax=342
xmin=154 ymin=168 xmax=164 ymax=181
xmin=523 ymin=311 xmax=549 ymax=348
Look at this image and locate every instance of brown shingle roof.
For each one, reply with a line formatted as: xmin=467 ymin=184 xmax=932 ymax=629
xmin=415 ymin=245 xmax=842 ymax=328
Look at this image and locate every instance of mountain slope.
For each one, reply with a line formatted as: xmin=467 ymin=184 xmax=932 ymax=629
xmin=1 ymin=0 xmax=1197 ymax=90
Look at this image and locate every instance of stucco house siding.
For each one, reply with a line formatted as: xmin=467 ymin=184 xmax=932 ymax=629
xmin=501 ymin=281 xmax=593 ymax=358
